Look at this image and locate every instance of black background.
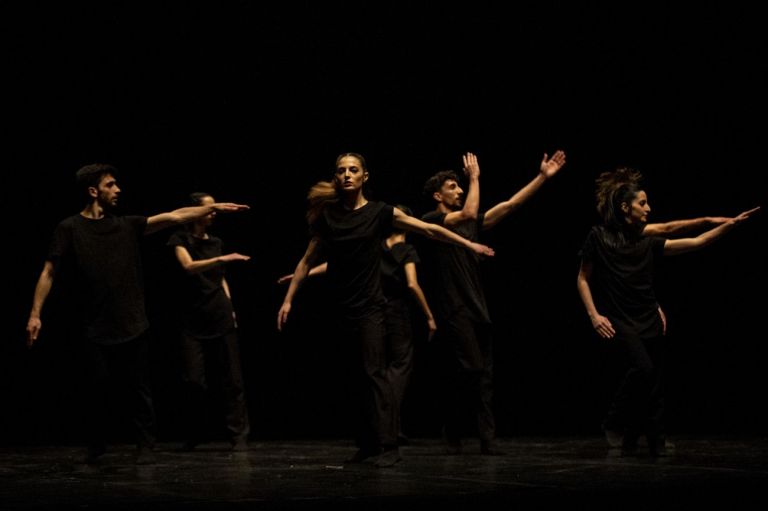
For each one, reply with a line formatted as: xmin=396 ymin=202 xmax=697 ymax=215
xmin=4 ymin=2 xmax=766 ymax=445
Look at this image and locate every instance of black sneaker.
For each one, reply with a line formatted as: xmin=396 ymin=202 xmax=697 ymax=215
xmin=602 ymin=426 xmax=624 ymax=448
xmin=480 ymin=439 xmax=505 ymax=456
xmin=135 ymin=446 xmax=157 ymax=465
xmin=345 ymin=447 xmax=380 ymax=464
xmin=375 ymin=448 xmax=402 ymax=468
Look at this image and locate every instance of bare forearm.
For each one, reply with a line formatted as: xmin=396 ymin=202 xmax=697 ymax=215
xmin=644 ymin=217 xmax=713 ymax=237
xmin=483 ymin=174 xmax=546 ymax=229
xmin=182 ymin=256 xmax=226 ymax=274
xmin=576 ymin=274 xmax=600 ymax=319
xmin=408 ymin=283 xmax=435 ymax=322
xmin=29 ymin=264 xmax=54 ymax=319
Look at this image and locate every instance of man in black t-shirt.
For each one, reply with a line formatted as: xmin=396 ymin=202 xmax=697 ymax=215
xmin=420 ymin=151 xmax=566 ymax=454
xmin=25 ymin=163 xmax=248 ymax=464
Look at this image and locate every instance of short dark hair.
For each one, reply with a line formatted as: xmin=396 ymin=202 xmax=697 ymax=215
xmin=423 ymin=170 xmax=460 ymax=199
xmin=76 ymin=163 xmax=118 ymax=201
xmin=189 ymin=192 xmax=213 ymax=206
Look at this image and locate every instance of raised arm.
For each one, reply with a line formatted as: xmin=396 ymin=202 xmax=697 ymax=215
xmin=145 ymin=203 xmax=250 ymax=235
xmin=393 ymin=208 xmax=495 ymax=258
xmin=403 ymin=262 xmax=437 ymax=340
xmin=576 ymin=260 xmax=616 ymax=339
xmin=443 ymin=152 xmax=481 ymax=227
xmin=643 ymin=216 xmax=730 ymax=237
xmin=174 ymin=245 xmax=251 ymax=274
xmin=26 ymin=261 xmax=56 ymax=347
xmin=277 ymin=237 xmax=322 ymax=331
xmin=482 ymin=150 xmax=566 ymax=230
xmin=663 ymin=207 xmax=759 ymax=256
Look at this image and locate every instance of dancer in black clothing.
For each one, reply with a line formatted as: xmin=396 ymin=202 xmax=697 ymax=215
xmin=419 ymin=151 xmax=566 ymax=455
xmin=277 ymin=204 xmax=436 ymax=445
xmin=167 ymin=192 xmax=251 ymax=452
xmin=26 ymin=164 xmax=248 ymax=464
xmin=576 ymin=168 xmax=758 ymax=456
xmin=277 ymin=153 xmax=493 ymax=468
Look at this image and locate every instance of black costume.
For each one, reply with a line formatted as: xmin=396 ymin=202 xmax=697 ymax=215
xmin=312 ymin=201 xmax=398 ymax=453
xmin=47 ymin=214 xmax=156 ymax=455
xmin=419 ymin=211 xmax=495 ymax=445
xmin=579 ymin=225 xmax=667 ymax=450
xmin=167 ymin=230 xmax=250 ymax=448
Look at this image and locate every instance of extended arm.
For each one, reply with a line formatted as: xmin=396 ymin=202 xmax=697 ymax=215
xmin=443 ymin=152 xmax=481 ymax=227
xmin=663 ymin=207 xmax=759 ymax=255
xmin=276 ymin=262 xmax=328 ymax=284
xmin=145 ymin=203 xmax=249 ymax=235
xmin=643 ymin=216 xmax=730 ymax=237
xmin=26 ymin=261 xmax=55 ymax=347
xmin=174 ymin=245 xmax=251 ymax=274
xmin=482 ymin=150 xmax=566 ymax=230
xmin=403 ymin=262 xmax=437 ymax=340
xmin=277 ymin=237 xmax=322 ymax=331
xmin=393 ymin=208 xmax=495 ymax=257
xmin=576 ymin=260 xmax=616 ymax=339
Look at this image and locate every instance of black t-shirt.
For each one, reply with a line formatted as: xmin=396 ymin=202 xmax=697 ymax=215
xmin=579 ymin=225 xmax=666 ymax=334
xmin=380 ymin=241 xmax=420 ymax=302
xmin=419 ymin=211 xmax=490 ymax=323
xmin=47 ymin=214 xmax=149 ymax=344
xmin=167 ymin=230 xmax=235 ymax=338
xmin=312 ymin=201 xmax=394 ymax=319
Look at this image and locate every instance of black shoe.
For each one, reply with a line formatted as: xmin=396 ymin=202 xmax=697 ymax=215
xmin=397 ymin=434 xmax=410 ymax=446
xmin=135 ymin=446 xmax=157 ymax=465
xmin=480 ymin=439 xmax=505 ymax=456
xmin=620 ymin=437 xmax=639 ymax=457
xmin=81 ymin=444 xmax=106 ymax=465
xmin=345 ymin=447 xmax=380 ymax=464
xmin=230 ymin=439 xmax=249 ymax=452
xmin=375 ymin=447 xmax=402 ymax=468
xmin=444 ymin=434 xmax=463 ymax=455
xmin=648 ymin=437 xmax=675 ymax=457
xmin=602 ymin=426 xmax=624 ymax=448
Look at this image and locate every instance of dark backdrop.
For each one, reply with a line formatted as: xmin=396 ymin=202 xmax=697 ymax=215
xmin=4 ymin=2 xmax=766 ymax=446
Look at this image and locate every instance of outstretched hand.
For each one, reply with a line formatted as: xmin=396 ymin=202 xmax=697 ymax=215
xmin=729 ymin=206 xmax=760 ymax=225
xmin=213 ymin=203 xmax=250 ymax=213
xmin=470 ymin=242 xmax=495 ymax=258
xmin=220 ymin=253 xmax=251 ymax=263
xmin=540 ymin=150 xmax=567 ymax=179
xmin=276 ymin=274 xmax=293 ymax=285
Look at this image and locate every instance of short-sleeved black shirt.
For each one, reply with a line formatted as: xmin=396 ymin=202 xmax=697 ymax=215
xmin=48 ymin=214 xmax=149 ymax=344
xmin=312 ymin=201 xmax=393 ymax=319
xmin=579 ymin=225 xmax=666 ymax=333
xmin=380 ymin=241 xmax=420 ymax=302
xmin=419 ymin=211 xmax=490 ymax=323
xmin=167 ymin=230 xmax=235 ymax=338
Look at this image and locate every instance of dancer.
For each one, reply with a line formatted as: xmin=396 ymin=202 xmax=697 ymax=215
xmin=277 ymin=153 xmax=493 ymax=468
xmin=25 ymin=163 xmax=248 ymax=464
xmin=576 ymin=168 xmax=758 ymax=456
xmin=419 ymin=150 xmax=566 ymax=455
xmin=167 ymin=192 xmax=251 ymax=452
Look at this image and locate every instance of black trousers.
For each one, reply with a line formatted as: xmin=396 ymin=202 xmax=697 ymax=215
xmin=81 ymin=331 xmax=156 ymax=451
xmin=603 ymin=318 xmax=666 ymax=443
xmin=181 ymin=329 xmax=250 ymax=444
xmin=383 ymin=298 xmax=414 ymax=435
xmin=344 ymin=310 xmax=398 ymax=450
xmin=434 ymin=311 xmax=495 ymax=442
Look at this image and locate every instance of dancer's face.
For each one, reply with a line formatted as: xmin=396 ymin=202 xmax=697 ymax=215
xmin=197 ymin=195 xmax=216 ymax=227
xmin=335 ymin=156 xmax=368 ymax=192
xmin=93 ymin=174 xmax=121 ymax=209
xmin=436 ymin=179 xmax=464 ymax=211
xmin=624 ymin=190 xmax=651 ymax=225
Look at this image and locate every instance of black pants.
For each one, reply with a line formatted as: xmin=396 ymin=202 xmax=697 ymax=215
xmin=182 ymin=329 xmax=250 ymax=444
xmin=81 ymin=332 xmax=156 ymax=451
xmin=434 ymin=311 xmax=495 ymax=442
xmin=344 ymin=310 xmax=398 ymax=450
xmin=383 ymin=298 xmax=414 ymax=436
xmin=604 ymin=319 xmax=666 ymax=444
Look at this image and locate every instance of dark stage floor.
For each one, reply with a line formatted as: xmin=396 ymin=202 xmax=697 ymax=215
xmin=2 ymin=436 xmax=767 ymax=510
